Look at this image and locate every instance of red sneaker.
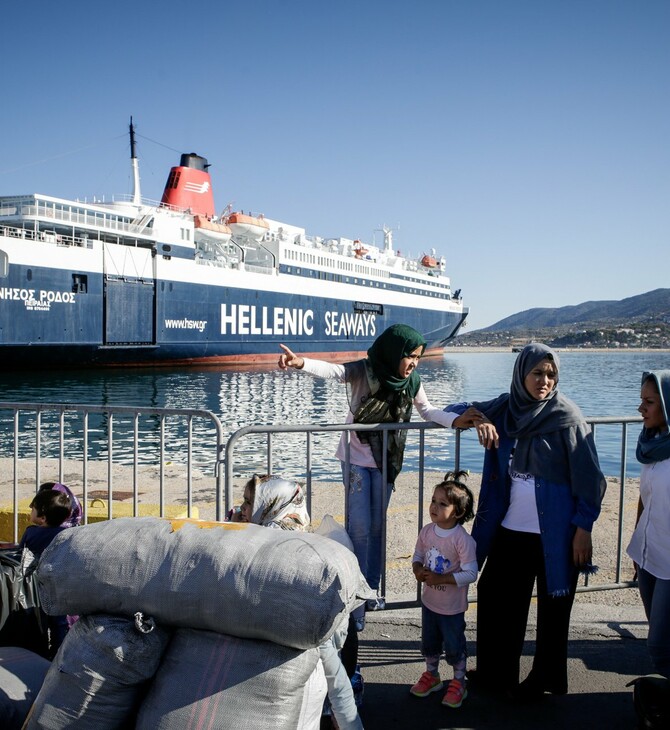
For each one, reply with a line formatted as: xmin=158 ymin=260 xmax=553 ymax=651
xmin=410 ymin=671 xmax=443 ymax=697
xmin=442 ymin=679 xmax=468 ymax=708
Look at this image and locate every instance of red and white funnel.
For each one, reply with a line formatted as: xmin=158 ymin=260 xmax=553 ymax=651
xmin=161 ymin=153 xmax=215 ymax=217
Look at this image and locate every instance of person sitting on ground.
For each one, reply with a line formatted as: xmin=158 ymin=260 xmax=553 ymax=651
xmin=18 ymin=489 xmax=72 ymax=658
xmin=37 ymin=481 xmax=83 ymax=528
xmin=241 ymin=474 xmax=364 ymax=730
xmin=19 ymin=490 xmax=72 ymax=559
xmin=410 ymin=471 xmax=477 ymax=710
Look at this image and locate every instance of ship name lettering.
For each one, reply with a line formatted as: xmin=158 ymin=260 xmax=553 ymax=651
xmin=324 ymin=311 xmax=377 ymax=338
xmin=39 ymin=290 xmax=76 ymax=304
xmin=220 ymin=304 xmax=314 ymax=336
xmin=0 ymin=287 xmax=36 ymax=302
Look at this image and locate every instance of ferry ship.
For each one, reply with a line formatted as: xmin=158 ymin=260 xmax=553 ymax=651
xmin=0 ymin=123 xmax=468 ymax=368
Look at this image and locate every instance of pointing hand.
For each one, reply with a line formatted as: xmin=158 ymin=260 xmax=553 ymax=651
xmin=278 ymin=344 xmax=304 ymax=370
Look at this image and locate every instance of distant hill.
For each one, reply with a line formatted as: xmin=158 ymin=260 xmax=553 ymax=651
xmin=449 ymin=288 xmax=670 ymax=349
xmin=485 ymin=288 xmax=670 ymax=331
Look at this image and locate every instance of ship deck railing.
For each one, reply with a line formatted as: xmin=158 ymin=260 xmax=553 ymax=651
xmin=0 ymin=402 xmax=641 ymax=609
xmin=0 ymin=224 xmax=93 ymax=248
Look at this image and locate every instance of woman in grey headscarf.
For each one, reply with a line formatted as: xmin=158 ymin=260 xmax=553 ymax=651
xmin=627 ymin=370 xmax=670 ymax=679
xmin=446 ymin=343 xmax=606 ymax=700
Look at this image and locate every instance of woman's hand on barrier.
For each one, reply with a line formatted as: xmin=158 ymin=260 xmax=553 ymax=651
xmin=453 ymin=407 xmax=499 ymax=449
xmin=278 ymin=344 xmax=304 ymax=370
xmin=572 ymin=527 xmax=593 ymax=568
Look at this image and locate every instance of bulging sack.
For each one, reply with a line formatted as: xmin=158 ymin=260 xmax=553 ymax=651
xmin=25 ymin=613 xmax=171 ymax=730
xmin=136 ymin=629 xmax=320 ymax=730
xmin=37 ymin=518 xmax=370 ymax=649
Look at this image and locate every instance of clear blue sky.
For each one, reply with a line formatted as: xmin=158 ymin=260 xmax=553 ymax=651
xmin=1 ymin=0 xmax=667 ymax=330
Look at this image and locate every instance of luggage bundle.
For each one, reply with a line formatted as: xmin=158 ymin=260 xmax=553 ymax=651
xmin=20 ymin=517 xmax=369 ymax=729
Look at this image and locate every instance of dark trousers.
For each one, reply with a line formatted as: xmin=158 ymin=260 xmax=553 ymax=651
xmin=475 ymin=527 xmax=577 ymax=692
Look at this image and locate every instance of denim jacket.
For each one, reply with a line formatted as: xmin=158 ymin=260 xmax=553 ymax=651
xmin=446 ymin=402 xmax=603 ymax=596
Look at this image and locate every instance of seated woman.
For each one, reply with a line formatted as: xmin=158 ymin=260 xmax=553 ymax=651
xmin=241 ymin=474 xmax=364 ymax=730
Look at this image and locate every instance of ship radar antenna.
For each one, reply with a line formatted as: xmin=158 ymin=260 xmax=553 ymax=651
xmin=129 ymin=117 xmax=142 ymax=206
xmin=374 ymin=224 xmax=398 ymax=253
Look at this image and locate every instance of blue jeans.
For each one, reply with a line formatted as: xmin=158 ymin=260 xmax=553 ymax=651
xmin=638 ymin=568 xmax=670 ymax=679
xmin=421 ymin=605 xmax=467 ymax=667
xmin=341 ymin=463 xmax=393 ymax=593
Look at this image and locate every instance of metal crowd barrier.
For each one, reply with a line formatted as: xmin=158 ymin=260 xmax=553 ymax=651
xmin=0 ymin=402 xmax=225 ymax=542
xmin=0 ymin=402 xmax=643 ymax=608
xmin=223 ymin=416 xmax=643 ymax=608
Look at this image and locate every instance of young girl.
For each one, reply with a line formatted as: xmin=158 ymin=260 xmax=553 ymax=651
xmin=627 ymin=370 xmax=670 ymax=679
xmin=410 ymin=471 xmax=477 ymax=709
xmin=278 ymin=324 xmax=469 ymax=627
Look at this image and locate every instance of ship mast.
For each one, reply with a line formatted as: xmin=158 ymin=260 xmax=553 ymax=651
xmin=129 ymin=117 xmax=142 ymax=205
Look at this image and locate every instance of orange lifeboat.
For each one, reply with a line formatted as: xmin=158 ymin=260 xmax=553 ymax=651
xmin=226 ymin=212 xmax=270 ymax=241
xmin=193 ymin=215 xmax=232 ymax=244
xmin=353 ymin=240 xmax=368 ymax=258
xmin=421 ymin=254 xmax=438 ymax=268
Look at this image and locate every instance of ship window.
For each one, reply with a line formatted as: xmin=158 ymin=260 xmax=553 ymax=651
xmin=72 ymin=274 xmax=88 ymax=293
xmin=26 ymin=269 xmax=33 ymax=281
xmin=0 ymin=250 xmax=7 ymax=277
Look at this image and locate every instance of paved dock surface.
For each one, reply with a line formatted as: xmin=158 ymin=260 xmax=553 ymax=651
xmin=354 ymin=597 xmax=649 ymax=730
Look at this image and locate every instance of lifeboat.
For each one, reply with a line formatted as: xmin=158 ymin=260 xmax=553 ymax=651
xmin=421 ymin=254 xmax=438 ymax=268
xmin=226 ymin=212 xmax=270 ymax=241
xmin=193 ymin=215 xmax=232 ymax=244
xmin=353 ymin=240 xmax=368 ymax=258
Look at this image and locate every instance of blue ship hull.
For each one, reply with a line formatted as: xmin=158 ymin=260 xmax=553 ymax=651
xmin=0 ymin=259 xmax=466 ymax=369
xmin=0 ymin=136 xmax=467 ymax=369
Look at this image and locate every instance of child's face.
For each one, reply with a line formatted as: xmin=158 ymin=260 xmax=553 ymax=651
xmin=639 ymin=380 xmax=667 ymax=431
xmin=240 ymin=485 xmax=254 ymax=523
xmin=429 ymin=487 xmax=459 ymax=529
xmin=29 ymin=507 xmax=47 ymax=527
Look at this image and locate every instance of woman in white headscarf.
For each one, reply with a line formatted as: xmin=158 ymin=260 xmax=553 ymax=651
xmin=241 ymin=474 xmax=364 ymax=730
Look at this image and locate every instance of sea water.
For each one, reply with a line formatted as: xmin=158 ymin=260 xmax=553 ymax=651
xmin=1 ymin=351 xmax=669 ymax=478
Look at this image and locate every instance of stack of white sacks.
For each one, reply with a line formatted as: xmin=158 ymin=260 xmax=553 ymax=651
xmin=24 ymin=517 xmax=370 ymax=729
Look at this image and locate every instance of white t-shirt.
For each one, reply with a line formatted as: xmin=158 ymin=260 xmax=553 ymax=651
xmin=626 ymin=457 xmax=670 ymax=580
xmin=502 ymin=446 xmax=541 ymax=534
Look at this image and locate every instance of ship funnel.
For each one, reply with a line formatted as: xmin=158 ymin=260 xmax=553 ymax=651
xmin=161 ymin=153 xmax=215 ymax=217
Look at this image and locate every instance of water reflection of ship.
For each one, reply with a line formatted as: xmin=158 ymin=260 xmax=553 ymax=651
xmin=0 ymin=358 xmax=465 ymax=477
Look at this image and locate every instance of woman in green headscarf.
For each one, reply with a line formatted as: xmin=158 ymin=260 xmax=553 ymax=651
xmin=278 ymin=324 xmax=468 ymax=622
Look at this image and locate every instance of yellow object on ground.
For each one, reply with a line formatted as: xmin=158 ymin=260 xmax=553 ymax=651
xmin=169 ymin=518 xmax=248 ymax=531
xmin=0 ymin=498 xmax=199 ymax=542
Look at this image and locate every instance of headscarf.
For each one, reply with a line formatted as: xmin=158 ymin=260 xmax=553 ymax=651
xmin=348 ymin=324 xmax=426 ymax=483
xmin=636 ymin=370 xmax=670 ymax=464
xmin=474 ymin=343 xmax=588 ymax=481
xmin=250 ymin=475 xmax=310 ymax=531
xmin=366 ymin=323 xmax=426 ymax=397
xmin=39 ymin=482 xmax=82 ymax=528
